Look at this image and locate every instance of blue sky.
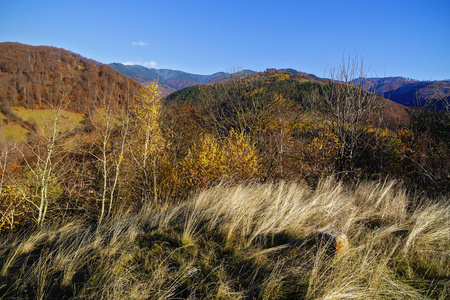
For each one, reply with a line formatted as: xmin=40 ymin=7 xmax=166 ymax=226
xmin=1 ymin=0 xmax=449 ymax=80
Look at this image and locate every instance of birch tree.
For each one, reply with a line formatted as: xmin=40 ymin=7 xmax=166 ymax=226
xmin=88 ymin=91 xmax=130 ymax=224
xmin=20 ymin=102 xmax=69 ymax=227
xmin=131 ymin=82 xmax=165 ymax=203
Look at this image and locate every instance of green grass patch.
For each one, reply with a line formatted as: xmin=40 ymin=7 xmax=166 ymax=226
xmin=12 ymin=107 xmax=85 ymax=134
xmin=90 ymin=108 xmax=123 ymax=127
xmin=0 ymin=123 xmax=29 ymax=141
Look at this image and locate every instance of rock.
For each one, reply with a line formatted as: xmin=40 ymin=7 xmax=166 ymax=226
xmin=317 ymin=231 xmax=349 ymax=257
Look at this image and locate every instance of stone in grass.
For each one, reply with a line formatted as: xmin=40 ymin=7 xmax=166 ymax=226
xmin=317 ymin=231 xmax=349 ymax=258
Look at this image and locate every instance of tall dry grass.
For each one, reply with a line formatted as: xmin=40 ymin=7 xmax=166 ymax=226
xmin=0 ymin=177 xmax=448 ymax=299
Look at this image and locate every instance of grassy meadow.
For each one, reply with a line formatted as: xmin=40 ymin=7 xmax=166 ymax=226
xmin=0 ymin=107 xmax=85 ymax=141
xmin=0 ymin=178 xmax=448 ymax=299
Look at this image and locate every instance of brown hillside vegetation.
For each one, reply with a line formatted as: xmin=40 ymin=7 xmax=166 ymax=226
xmin=164 ymin=67 xmax=448 ymax=194
xmin=0 ymin=42 xmax=141 ymax=112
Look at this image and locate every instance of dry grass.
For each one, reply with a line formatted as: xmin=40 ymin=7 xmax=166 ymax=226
xmin=0 ymin=177 xmax=448 ymax=299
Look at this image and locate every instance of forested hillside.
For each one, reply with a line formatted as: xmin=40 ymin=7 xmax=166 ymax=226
xmin=166 ymin=69 xmax=410 ymax=128
xmin=0 ymin=43 xmax=141 ymax=112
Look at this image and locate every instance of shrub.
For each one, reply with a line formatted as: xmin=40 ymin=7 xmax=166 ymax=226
xmin=178 ymin=129 xmax=261 ymax=191
xmin=0 ymin=185 xmax=32 ymax=231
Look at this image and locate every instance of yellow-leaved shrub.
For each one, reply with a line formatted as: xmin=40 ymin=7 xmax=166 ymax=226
xmin=271 ymin=74 xmax=290 ymax=81
xmin=0 ymin=186 xmax=32 ymax=231
xmin=178 ymin=129 xmax=260 ymax=191
xmin=296 ymin=124 xmax=340 ymax=177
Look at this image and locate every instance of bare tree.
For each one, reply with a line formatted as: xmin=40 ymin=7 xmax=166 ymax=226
xmin=322 ymin=55 xmax=383 ymax=176
xmin=17 ymin=97 xmax=72 ymax=227
xmin=0 ymin=141 xmax=25 ymax=232
xmin=0 ymin=141 xmax=15 ymax=194
xmin=87 ymin=89 xmax=131 ymax=224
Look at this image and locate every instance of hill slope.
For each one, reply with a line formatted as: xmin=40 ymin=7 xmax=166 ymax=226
xmin=166 ymin=69 xmax=409 ymax=128
xmin=0 ymin=43 xmax=141 ymax=112
xmin=1 ymin=179 xmax=448 ymax=299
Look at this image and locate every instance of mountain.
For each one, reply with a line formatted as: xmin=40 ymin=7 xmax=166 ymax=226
xmin=352 ymin=77 xmax=450 ymax=108
xmin=108 ymin=63 xmax=255 ymax=96
xmin=108 ymin=62 xmax=449 ymax=109
xmin=0 ymin=43 xmax=141 ymax=112
xmin=166 ymin=69 xmax=409 ymax=129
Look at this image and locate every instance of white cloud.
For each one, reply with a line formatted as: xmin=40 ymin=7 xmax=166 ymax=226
xmin=123 ymin=61 xmax=157 ymax=68
xmin=132 ymin=41 xmax=147 ymax=46
xmin=142 ymin=61 xmax=157 ymax=68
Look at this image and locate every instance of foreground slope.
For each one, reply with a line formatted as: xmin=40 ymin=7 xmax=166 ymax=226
xmin=0 ymin=178 xmax=448 ymax=299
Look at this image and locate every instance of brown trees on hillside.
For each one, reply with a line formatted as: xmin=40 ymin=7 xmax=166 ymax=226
xmin=0 ymin=42 xmax=141 ymax=112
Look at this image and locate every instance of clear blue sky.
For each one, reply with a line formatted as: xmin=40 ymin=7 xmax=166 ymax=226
xmin=1 ymin=0 xmax=449 ymax=80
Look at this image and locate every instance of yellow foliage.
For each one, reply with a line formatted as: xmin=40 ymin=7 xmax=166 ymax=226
xmin=132 ymin=82 xmax=165 ymax=156
xmin=179 ymin=129 xmax=260 ymax=189
xmin=127 ymin=81 xmax=168 ymax=201
xmin=245 ymin=87 xmax=265 ymax=98
xmin=0 ymin=186 xmax=31 ymax=231
xmin=297 ymin=126 xmax=340 ymax=175
xmin=365 ymin=125 xmax=390 ymax=138
xmin=271 ymin=74 xmax=290 ymax=81
xmin=307 ymin=128 xmax=340 ymax=160
xmin=365 ymin=126 xmax=414 ymax=159
xmin=223 ymin=129 xmax=261 ymax=179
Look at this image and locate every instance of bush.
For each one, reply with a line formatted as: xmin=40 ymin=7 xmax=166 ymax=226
xmin=178 ymin=129 xmax=261 ymax=191
xmin=0 ymin=185 xmax=32 ymax=231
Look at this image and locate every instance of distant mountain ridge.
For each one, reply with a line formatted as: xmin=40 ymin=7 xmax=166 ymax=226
xmin=108 ymin=63 xmax=255 ymax=96
xmin=351 ymin=77 xmax=450 ymax=108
